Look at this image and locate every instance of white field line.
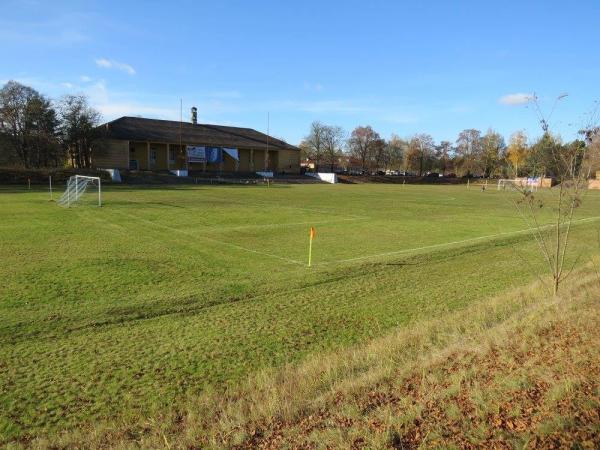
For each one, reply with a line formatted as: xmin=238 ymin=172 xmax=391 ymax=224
xmin=320 ymin=215 xmax=600 ymax=266
xmin=112 ymin=209 xmax=305 ymax=266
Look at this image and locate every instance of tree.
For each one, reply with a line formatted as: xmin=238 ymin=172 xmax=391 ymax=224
xmin=321 ymin=125 xmax=345 ymax=172
xmin=436 ymin=141 xmax=453 ymax=175
xmin=57 ymin=95 xmax=101 ymax=168
xmin=0 ymin=80 xmax=60 ymax=167
xmin=513 ymin=95 xmax=593 ymax=295
xmin=347 ymin=125 xmax=380 ymax=172
xmin=527 ymin=132 xmax=562 ymax=177
xmin=386 ymin=134 xmax=406 ymax=170
xmin=480 ymin=129 xmax=506 ymax=177
xmin=579 ymin=126 xmax=600 ymax=177
xmin=299 ymin=121 xmax=327 ymax=171
xmin=406 ymin=134 xmax=435 ymax=176
xmin=455 ymin=129 xmax=482 ymax=176
xmin=371 ymin=138 xmax=388 ymax=170
xmin=506 ymin=131 xmax=528 ymax=177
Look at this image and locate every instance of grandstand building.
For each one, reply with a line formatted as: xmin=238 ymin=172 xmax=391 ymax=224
xmin=92 ymin=115 xmax=300 ymax=174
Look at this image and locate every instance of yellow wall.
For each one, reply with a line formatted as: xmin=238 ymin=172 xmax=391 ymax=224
xmin=130 ymin=142 xmax=149 ymax=169
xmin=149 ymin=143 xmax=169 ymax=170
xmin=238 ymin=149 xmax=251 ymax=171
xmin=253 ymin=150 xmax=265 ymax=171
xmin=223 ymin=152 xmax=237 ymax=171
xmin=277 ymin=149 xmax=301 ymax=173
xmin=92 ymin=139 xmax=300 ymax=173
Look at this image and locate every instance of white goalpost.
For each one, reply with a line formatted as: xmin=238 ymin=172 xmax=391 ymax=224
xmin=497 ymin=179 xmax=518 ymax=190
xmin=497 ymin=178 xmax=539 ymax=192
xmin=57 ymin=175 xmax=102 ymax=207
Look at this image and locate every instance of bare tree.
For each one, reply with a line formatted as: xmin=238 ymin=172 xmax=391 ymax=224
xmin=347 ymin=125 xmax=380 ymax=173
xmin=371 ymin=138 xmax=388 ymax=171
xmin=512 ymin=94 xmax=593 ymax=295
xmin=455 ymin=129 xmax=482 ymax=176
xmin=299 ymin=121 xmax=327 ymax=171
xmin=387 ymin=134 xmax=406 ymax=170
xmin=406 ymin=134 xmax=435 ymax=176
xmin=322 ymin=125 xmax=345 ymax=172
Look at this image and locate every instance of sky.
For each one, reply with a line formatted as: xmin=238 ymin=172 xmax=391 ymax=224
xmin=2 ymin=0 xmax=600 ymax=145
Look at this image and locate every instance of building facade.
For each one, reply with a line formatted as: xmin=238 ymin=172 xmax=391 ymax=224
xmin=92 ymin=116 xmax=300 ymax=174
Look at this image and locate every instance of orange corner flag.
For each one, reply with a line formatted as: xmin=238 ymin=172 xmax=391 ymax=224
xmin=308 ymin=227 xmax=316 ymax=267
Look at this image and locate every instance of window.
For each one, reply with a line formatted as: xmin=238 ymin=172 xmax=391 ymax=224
xmin=150 ymin=149 xmax=157 ymax=163
xmin=169 ymin=148 xmax=176 ymax=163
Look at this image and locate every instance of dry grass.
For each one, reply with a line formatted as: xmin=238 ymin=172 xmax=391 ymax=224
xmin=15 ymin=262 xmax=600 ymax=449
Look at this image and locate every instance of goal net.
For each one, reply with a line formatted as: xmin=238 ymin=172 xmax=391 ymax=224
xmin=497 ymin=178 xmax=538 ymax=192
xmin=497 ymin=179 xmax=521 ymax=191
xmin=57 ymin=175 xmax=102 ymax=207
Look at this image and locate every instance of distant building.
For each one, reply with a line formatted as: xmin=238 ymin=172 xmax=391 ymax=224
xmin=92 ymin=115 xmax=300 ymax=174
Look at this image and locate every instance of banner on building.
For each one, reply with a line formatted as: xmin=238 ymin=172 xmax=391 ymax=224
xmin=187 ymin=146 xmax=206 ymax=163
xmin=187 ymin=146 xmax=237 ymax=164
xmin=205 ymin=147 xmax=223 ymax=164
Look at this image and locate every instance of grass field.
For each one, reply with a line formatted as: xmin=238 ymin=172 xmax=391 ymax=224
xmin=1 ymin=183 xmax=600 ymax=445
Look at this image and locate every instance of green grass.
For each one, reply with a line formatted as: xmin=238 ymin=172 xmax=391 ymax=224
xmin=1 ymin=183 xmax=599 ymax=443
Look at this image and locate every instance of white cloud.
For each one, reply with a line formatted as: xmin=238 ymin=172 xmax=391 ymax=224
xmin=80 ymin=75 xmax=92 ymax=82
xmin=60 ymin=82 xmax=74 ymax=89
xmin=95 ymin=58 xmax=136 ymax=75
xmin=499 ymin=93 xmax=533 ymax=106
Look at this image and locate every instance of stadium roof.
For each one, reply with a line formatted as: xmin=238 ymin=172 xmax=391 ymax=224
xmin=99 ymin=116 xmax=299 ymax=152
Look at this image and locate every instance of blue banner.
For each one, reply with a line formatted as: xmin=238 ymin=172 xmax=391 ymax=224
xmin=205 ymin=147 xmax=223 ymax=164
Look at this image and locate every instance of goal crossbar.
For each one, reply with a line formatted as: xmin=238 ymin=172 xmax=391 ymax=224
xmin=57 ymin=175 xmax=102 ymax=207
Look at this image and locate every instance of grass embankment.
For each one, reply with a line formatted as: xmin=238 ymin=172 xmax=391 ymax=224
xmin=28 ymin=264 xmax=599 ymax=449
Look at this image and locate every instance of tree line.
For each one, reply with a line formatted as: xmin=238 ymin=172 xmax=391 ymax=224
xmin=300 ymin=121 xmax=598 ymax=178
xmin=0 ymin=80 xmax=101 ymax=168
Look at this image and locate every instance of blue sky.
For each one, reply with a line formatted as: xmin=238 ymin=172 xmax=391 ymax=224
xmin=2 ymin=0 xmax=599 ymax=145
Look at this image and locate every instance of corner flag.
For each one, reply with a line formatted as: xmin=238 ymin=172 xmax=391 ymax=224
xmin=308 ymin=227 xmax=316 ymax=267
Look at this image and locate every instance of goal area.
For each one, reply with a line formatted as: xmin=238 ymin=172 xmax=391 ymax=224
xmin=57 ymin=175 xmax=102 ymax=207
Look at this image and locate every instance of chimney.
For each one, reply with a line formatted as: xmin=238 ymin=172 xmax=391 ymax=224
xmin=191 ymin=107 xmax=198 ymax=125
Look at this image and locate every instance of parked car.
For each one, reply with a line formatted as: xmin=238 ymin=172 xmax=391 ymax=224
xmin=426 ymin=172 xmax=439 ymax=177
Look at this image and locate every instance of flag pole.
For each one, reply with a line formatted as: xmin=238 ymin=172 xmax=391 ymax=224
xmin=308 ymin=226 xmax=315 ymax=267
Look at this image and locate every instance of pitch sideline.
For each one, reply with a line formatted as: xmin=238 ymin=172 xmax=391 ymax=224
xmin=322 ymin=215 xmax=600 ymax=266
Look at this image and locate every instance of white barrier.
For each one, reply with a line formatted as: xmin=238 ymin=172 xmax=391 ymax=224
xmin=305 ymin=172 xmax=337 ymax=184
xmin=100 ymin=168 xmax=121 ymax=182
xmin=170 ymin=170 xmax=188 ymax=177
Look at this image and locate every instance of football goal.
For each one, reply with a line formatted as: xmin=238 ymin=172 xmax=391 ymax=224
xmin=497 ymin=178 xmax=538 ymax=192
xmin=57 ymin=175 xmax=102 ymax=207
